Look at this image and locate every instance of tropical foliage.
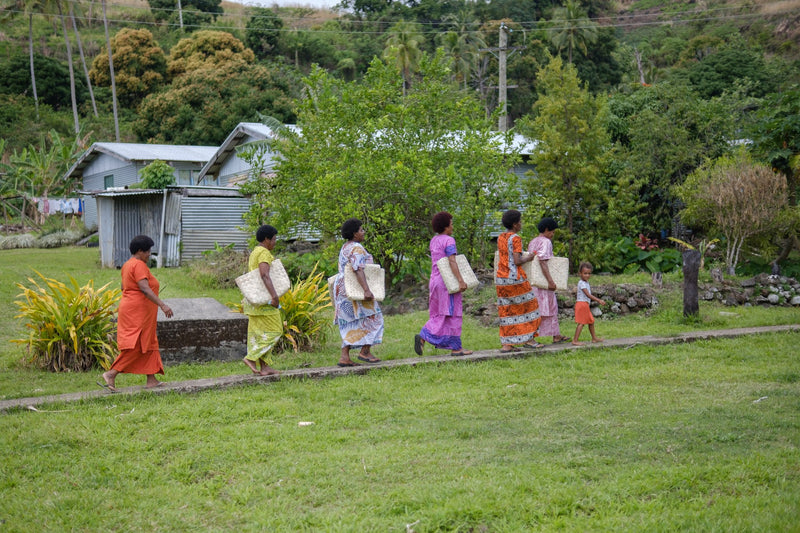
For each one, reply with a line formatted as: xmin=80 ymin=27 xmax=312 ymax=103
xmin=275 ymin=264 xmax=332 ymax=353
xmin=12 ymin=272 xmax=120 ymax=372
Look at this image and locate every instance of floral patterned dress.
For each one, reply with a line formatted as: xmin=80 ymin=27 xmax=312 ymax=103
xmin=332 ymin=240 xmax=384 ymax=348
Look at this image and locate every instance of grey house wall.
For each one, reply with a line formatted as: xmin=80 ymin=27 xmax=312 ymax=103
xmin=180 ymin=195 xmax=251 ymax=260
xmin=97 ymin=189 xmax=250 ymax=268
xmin=216 ymin=134 xmax=278 ymax=187
xmin=83 ymin=157 xmax=209 ymax=230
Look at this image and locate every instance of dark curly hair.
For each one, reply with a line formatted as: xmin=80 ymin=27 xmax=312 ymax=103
xmin=256 ymin=224 xmax=278 ymax=242
xmin=341 ymin=218 xmax=362 ymax=240
xmin=501 ymin=209 xmax=522 ymax=230
xmin=129 ymin=235 xmax=154 ymax=255
xmin=579 ymin=261 xmax=593 ymax=273
xmin=537 ymin=217 xmax=558 ymax=233
xmin=431 ymin=211 xmax=453 ymax=234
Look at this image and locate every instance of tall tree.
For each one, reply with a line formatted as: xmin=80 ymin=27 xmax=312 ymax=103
xmin=68 ymin=0 xmax=97 ymax=117
xmin=90 ymin=28 xmax=167 ymax=108
xmin=53 ymin=0 xmax=79 ymax=133
xmin=749 ymin=86 xmax=800 ymax=269
xmin=383 ymin=21 xmax=424 ymax=95
xmin=0 ymin=0 xmax=50 ymax=119
xmin=242 ymin=53 xmax=520 ymax=280
xmin=516 ymin=55 xmax=635 ymax=267
xmin=100 ymin=0 xmax=119 ymax=141
xmin=548 ymin=0 xmax=597 ymax=64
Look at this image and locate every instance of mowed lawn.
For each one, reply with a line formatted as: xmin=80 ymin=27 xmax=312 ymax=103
xmin=1 ymin=247 xmax=799 ymax=531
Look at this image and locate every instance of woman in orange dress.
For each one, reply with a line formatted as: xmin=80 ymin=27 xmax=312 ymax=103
xmin=99 ymin=235 xmax=173 ymax=392
xmin=495 ymin=209 xmax=542 ymax=352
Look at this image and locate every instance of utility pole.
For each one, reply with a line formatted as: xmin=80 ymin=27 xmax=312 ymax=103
xmin=480 ymin=22 xmax=524 ymax=132
xmin=498 ymin=22 xmax=509 ymax=132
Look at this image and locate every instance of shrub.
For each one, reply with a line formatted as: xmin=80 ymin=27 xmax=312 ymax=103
xmin=13 ymin=272 xmax=120 ymax=372
xmin=138 ymin=160 xmax=176 ymax=189
xmin=280 ymin=249 xmax=338 ymax=281
xmin=36 ymin=229 xmax=83 ymax=248
xmin=0 ymin=233 xmax=36 ymax=249
xmin=276 ymin=264 xmax=333 ymax=353
xmin=186 ymin=243 xmax=248 ymax=289
xmin=605 ymin=236 xmax=682 ymax=274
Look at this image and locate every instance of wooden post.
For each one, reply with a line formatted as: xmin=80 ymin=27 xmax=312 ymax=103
xmin=683 ymin=249 xmax=701 ymax=317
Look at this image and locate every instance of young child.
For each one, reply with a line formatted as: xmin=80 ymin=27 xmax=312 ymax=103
xmin=572 ymin=261 xmax=606 ymax=345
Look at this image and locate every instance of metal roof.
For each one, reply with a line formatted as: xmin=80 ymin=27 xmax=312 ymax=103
xmin=197 ymin=122 xmax=301 ymax=182
xmin=63 ymin=142 xmax=218 ymax=181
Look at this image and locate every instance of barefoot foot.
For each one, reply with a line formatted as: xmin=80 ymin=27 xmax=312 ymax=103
xmin=243 ymin=357 xmax=260 ymax=374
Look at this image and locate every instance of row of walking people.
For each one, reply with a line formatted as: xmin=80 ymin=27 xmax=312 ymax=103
xmin=98 ymin=210 xmax=605 ymax=390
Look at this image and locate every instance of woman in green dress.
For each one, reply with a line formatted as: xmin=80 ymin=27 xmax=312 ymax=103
xmin=242 ymin=224 xmax=282 ymax=375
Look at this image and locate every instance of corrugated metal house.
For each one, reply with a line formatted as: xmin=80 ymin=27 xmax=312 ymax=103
xmin=65 ymin=142 xmax=218 ymax=230
xmin=93 ymin=186 xmax=251 ymax=268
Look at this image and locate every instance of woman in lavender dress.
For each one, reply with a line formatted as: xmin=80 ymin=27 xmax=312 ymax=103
xmin=414 ymin=212 xmax=473 ymax=357
xmin=527 ymin=217 xmax=570 ymax=344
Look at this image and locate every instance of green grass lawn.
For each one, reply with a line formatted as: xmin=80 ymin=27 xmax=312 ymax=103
xmin=1 ymin=247 xmax=799 ymax=531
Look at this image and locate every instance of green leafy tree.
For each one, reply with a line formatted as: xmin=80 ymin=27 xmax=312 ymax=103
xmin=134 ymin=62 xmax=295 ymax=145
xmin=242 ymin=53 xmax=520 ymax=282
xmin=138 ymin=160 xmax=176 ymax=189
xmin=90 ymin=28 xmax=167 ymax=108
xmin=749 ymin=86 xmax=800 ymax=268
xmin=167 ymin=30 xmax=255 ymax=78
xmin=676 ymin=151 xmax=791 ymax=275
xmin=0 ymin=53 xmax=86 ymax=111
xmin=147 ymin=0 xmax=222 ymax=28
xmin=245 ymin=7 xmax=283 ymax=58
xmin=606 ymin=82 xmax=734 ymax=231
xmin=516 ymin=54 xmax=633 ymax=268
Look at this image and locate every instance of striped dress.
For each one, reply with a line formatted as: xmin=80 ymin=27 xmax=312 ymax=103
xmin=495 ymin=231 xmax=541 ymax=345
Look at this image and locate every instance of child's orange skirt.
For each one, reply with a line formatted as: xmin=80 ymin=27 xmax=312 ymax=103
xmin=574 ymin=301 xmax=594 ymax=325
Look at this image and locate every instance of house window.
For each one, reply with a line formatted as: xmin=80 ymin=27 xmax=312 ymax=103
xmin=103 ymin=175 xmax=113 ymax=189
xmin=177 ymin=170 xmax=192 ymax=185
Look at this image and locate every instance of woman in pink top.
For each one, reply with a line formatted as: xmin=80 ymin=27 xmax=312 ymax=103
xmin=527 ymin=217 xmax=570 ymax=344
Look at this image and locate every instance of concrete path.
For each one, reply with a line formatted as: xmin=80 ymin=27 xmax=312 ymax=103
xmin=2 ymin=324 xmax=798 ymax=413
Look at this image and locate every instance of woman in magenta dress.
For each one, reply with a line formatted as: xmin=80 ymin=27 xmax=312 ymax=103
xmin=414 ymin=212 xmax=473 ymax=357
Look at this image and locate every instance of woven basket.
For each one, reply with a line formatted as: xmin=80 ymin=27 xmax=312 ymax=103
xmin=235 ymin=258 xmax=291 ymax=305
xmin=493 ymin=251 xmax=568 ymax=291
xmin=525 ymin=256 xmax=569 ymax=290
xmin=344 ymin=264 xmax=385 ymax=301
xmin=436 ymin=254 xmax=480 ymax=294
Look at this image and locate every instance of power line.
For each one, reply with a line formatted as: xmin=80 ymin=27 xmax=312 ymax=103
xmin=2 ymin=1 xmax=794 ymax=37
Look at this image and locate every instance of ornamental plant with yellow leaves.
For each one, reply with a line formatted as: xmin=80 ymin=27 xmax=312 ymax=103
xmin=13 ymin=272 xmax=120 ymax=372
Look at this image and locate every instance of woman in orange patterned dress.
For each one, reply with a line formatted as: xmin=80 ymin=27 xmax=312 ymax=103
xmin=495 ymin=210 xmax=542 ymax=352
xmin=99 ymin=235 xmax=173 ymax=392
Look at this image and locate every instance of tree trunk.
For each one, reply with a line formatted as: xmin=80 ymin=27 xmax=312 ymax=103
xmin=57 ymin=2 xmax=80 ymax=134
xmin=102 ymin=0 xmax=120 ymax=142
xmin=683 ymin=249 xmax=700 ymax=317
xmin=28 ymin=14 xmax=39 ymax=120
xmin=70 ymin=3 xmax=98 ymax=117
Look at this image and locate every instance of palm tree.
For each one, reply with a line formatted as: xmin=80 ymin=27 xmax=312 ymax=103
xmin=68 ymin=0 xmax=97 ymax=117
xmin=101 ymin=0 xmax=120 ymax=141
xmin=53 ymin=0 xmax=80 ymax=133
xmin=0 ymin=0 xmax=48 ymax=119
xmin=440 ymin=8 xmax=486 ymax=90
xmin=548 ymin=0 xmax=597 ymax=64
xmin=383 ymin=21 xmax=424 ymax=95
